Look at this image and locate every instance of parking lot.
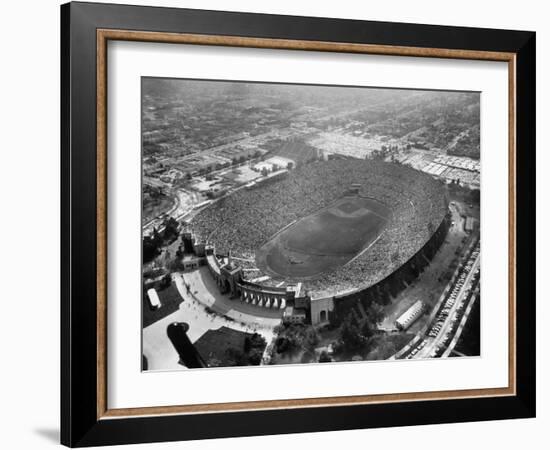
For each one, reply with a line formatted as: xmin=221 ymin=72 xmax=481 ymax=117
xmin=405 ymin=241 xmax=480 ymax=359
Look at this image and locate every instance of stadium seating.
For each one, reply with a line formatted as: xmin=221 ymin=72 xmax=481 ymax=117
xmin=192 ymin=159 xmax=447 ymax=296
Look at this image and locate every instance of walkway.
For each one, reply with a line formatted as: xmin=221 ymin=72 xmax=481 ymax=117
xmin=143 ymin=270 xmax=281 ymax=371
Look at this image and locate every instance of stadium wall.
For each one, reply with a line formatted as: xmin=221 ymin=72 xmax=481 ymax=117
xmin=199 ymin=208 xmax=450 ymax=324
xmin=237 ymin=280 xmax=289 ymax=309
xmin=204 ymin=246 xmax=297 ymax=310
xmin=319 ymin=210 xmax=451 ymax=326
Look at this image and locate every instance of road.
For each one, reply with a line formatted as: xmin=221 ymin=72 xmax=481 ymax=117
xmin=412 ymin=250 xmax=480 ymax=359
xmin=143 ymin=188 xmax=204 ymax=234
xmin=441 ymin=284 xmax=480 ymax=357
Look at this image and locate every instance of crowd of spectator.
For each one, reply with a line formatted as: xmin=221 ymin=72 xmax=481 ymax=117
xmin=191 ymin=159 xmax=447 ymax=297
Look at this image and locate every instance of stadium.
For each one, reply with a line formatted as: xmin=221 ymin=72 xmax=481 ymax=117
xmin=190 ymin=158 xmax=449 ymax=311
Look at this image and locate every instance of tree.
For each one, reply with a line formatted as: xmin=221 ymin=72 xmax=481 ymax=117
xmin=318 ymin=351 xmax=332 ymax=363
xmin=304 ymin=328 xmax=319 ymax=351
xmin=248 ymin=347 xmax=264 ymax=365
xmin=152 ymin=227 xmax=162 ymax=246
xmin=166 ymin=255 xmax=184 ymax=272
xmin=275 ymin=336 xmax=292 ymax=353
xmin=360 ymin=319 xmax=375 ymax=340
xmin=224 ymin=348 xmax=247 ymax=366
xmin=367 ymin=302 xmax=385 ymax=327
xmin=328 ymin=309 xmax=340 ymax=330
xmin=159 ymin=273 xmax=171 ymax=290
xmin=339 ymin=315 xmax=365 ymax=351
xmin=261 ymin=167 xmax=269 ymax=177
xmin=287 ymin=161 xmax=294 ymax=170
xmin=377 ymin=284 xmax=391 ymax=305
xmin=244 ymin=333 xmax=266 ymax=353
xmin=364 ymin=299 xmax=385 ymax=330
xmin=142 ymin=235 xmax=160 ymax=262
xmin=368 ymin=339 xmax=397 ymax=361
xmin=469 ymin=189 xmax=480 ymax=204
xmin=162 ymin=217 xmax=179 ymax=243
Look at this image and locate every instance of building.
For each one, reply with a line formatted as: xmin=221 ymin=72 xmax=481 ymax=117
xmin=310 ymin=296 xmax=334 ymax=325
xmin=395 ymin=300 xmax=424 ymax=330
xmin=181 ymin=255 xmax=204 ymax=271
xmin=283 ymin=306 xmax=307 ymax=324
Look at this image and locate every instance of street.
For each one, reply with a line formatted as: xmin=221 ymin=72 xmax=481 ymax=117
xmin=409 ymin=245 xmax=480 ymax=359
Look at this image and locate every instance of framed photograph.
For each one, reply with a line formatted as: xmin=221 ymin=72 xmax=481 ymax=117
xmin=61 ymin=1 xmax=536 ymax=447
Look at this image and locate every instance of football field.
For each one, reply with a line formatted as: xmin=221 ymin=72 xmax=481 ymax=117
xmin=256 ymin=196 xmax=391 ymax=279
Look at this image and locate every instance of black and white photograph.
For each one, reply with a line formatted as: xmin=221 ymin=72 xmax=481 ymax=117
xmin=0 ymin=0 xmax=541 ymax=447
xmin=141 ymin=78 xmax=481 ymax=371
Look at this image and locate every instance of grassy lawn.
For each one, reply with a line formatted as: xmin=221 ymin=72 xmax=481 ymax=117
xmin=194 ymin=327 xmax=266 ymax=367
xmin=328 ymin=331 xmax=415 ymax=362
xmin=270 ymin=349 xmax=316 ymax=365
xmin=364 ymin=332 xmax=415 ymax=360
